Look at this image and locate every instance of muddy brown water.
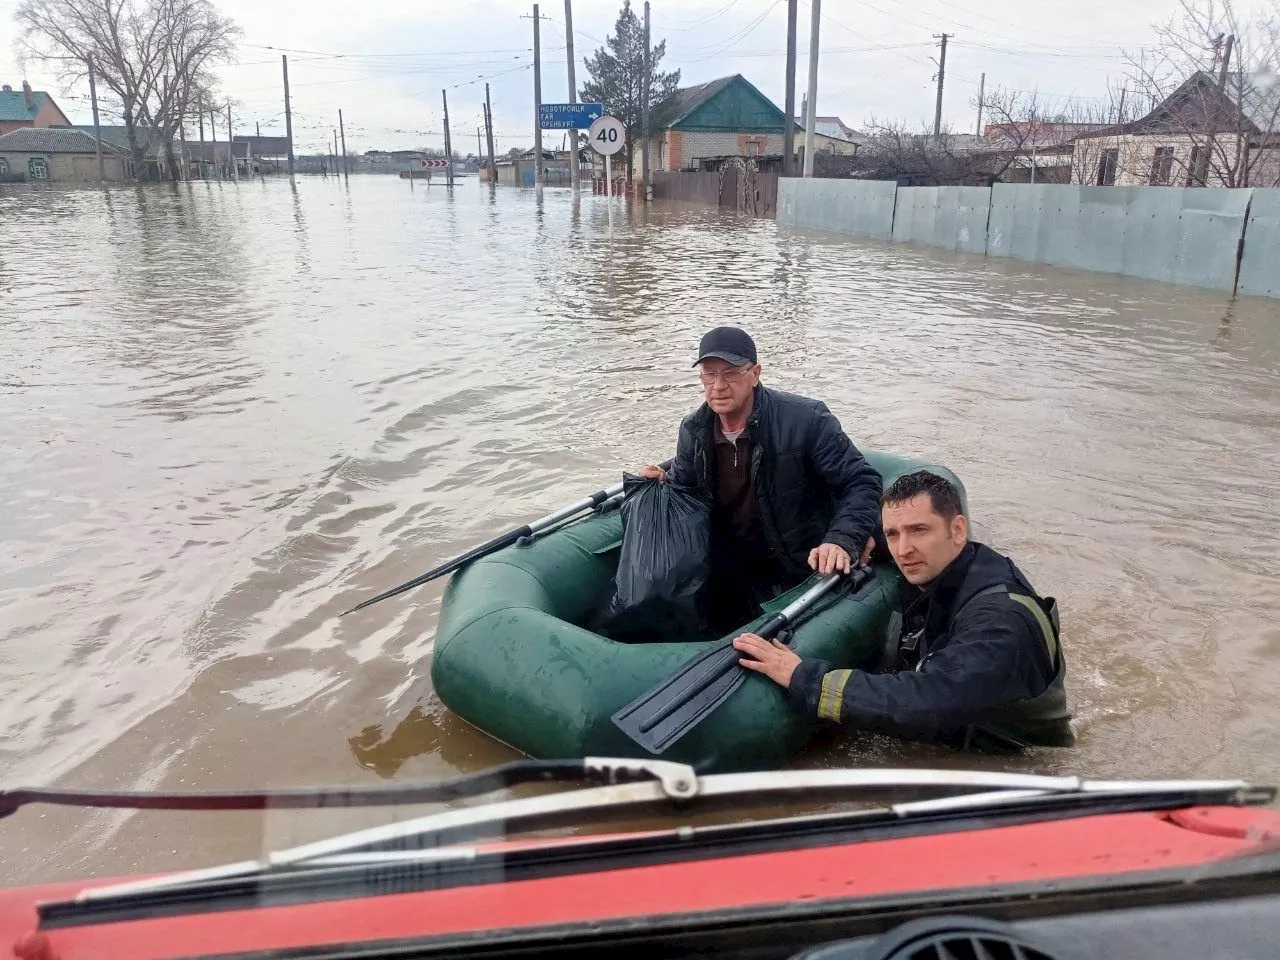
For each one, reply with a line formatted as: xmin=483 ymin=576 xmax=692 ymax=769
xmin=1 ymin=177 xmax=1278 ymax=887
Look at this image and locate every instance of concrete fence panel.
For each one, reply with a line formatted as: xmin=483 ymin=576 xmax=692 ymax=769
xmin=778 ymin=178 xmax=896 ymax=240
xmin=891 ymin=186 xmax=992 ymax=255
xmin=1237 ymin=189 xmax=1280 ymax=298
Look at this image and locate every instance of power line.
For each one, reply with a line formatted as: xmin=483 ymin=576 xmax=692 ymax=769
xmin=241 ymin=43 xmax=535 ymax=58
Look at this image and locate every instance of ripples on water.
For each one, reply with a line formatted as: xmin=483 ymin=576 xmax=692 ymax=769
xmin=1 ymin=177 xmax=1278 ymax=883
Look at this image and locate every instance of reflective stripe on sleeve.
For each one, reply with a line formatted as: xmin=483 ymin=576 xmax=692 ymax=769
xmin=817 ymin=669 xmax=854 ymax=723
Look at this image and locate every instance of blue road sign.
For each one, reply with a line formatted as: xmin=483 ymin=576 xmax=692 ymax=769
xmin=539 ymin=102 xmax=605 ymax=129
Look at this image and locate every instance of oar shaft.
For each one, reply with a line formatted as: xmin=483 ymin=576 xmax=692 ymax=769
xmin=527 ymin=481 xmax=624 ymax=535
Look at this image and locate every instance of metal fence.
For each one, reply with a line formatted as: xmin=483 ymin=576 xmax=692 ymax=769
xmin=777 ymin=179 xmax=1280 ymax=300
xmin=652 ymin=169 xmax=779 ymax=217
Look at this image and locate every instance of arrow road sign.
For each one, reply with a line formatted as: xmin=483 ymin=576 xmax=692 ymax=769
xmin=539 ymin=102 xmax=605 ymax=130
xmin=419 ymin=159 xmax=449 ymax=168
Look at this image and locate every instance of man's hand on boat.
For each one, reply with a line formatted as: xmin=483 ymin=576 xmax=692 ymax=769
xmin=734 ymin=632 xmax=802 ymax=687
xmin=807 ymin=539 xmax=874 ymax=573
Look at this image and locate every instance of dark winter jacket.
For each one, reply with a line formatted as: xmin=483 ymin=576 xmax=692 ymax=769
xmin=669 ymin=385 xmax=883 ymax=581
xmin=787 ymin=542 xmax=1074 ymax=750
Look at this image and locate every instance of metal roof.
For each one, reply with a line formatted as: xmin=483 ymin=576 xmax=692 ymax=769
xmin=0 ymin=127 xmax=124 ymax=154
xmin=0 ymin=89 xmax=47 ymax=122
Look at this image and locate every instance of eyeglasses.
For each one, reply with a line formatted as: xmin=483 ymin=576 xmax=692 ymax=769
xmin=698 ymin=366 xmax=753 ymax=386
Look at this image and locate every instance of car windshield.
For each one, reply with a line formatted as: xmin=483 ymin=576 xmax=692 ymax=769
xmin=3 ymin=3 xmax=1280 ymax=948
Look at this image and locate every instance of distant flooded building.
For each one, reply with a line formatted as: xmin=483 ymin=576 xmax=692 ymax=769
xmin=0 ymin=127 xmax=129 ymax=182
xmin=655 ymin=75 xmax=802 ymax=172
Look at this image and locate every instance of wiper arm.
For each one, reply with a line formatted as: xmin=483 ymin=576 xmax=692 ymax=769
xmin=0 ymin=757 xmax=697 ymax=819
xmin=70 ymin=766 xmax=1267 ymax=907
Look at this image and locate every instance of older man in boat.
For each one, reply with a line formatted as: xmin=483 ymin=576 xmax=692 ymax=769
xmin=734 ymin=470 xmax=1074 ymax=750
xmin=641 ymin=326 xmax=883 ymax=631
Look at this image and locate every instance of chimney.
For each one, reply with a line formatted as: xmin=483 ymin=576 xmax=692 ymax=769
xmin=23 ymin=80 xmax=34 ymax=110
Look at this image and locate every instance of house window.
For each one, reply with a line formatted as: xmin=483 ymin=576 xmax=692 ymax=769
xmin=1096 ymin=148 xmax=1119 ymax=186
xmin=28 ymin=157 xmax=49 ymax=180
xmin=0 ymin=158 xmax=8 ymax=177
xmin=1186 ymin=145 xmax=1205 ymax=186
xmin=746 ymin=139 xmax=760 ymax=157
xmin=1149 ymin=146 xmax=1175 ymax=186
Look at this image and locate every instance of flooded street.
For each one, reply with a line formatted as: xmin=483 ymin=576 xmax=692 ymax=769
xmin=2 ymin=175 xmax=1279 ymax=885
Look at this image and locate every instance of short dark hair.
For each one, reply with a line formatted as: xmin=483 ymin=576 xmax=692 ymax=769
xmin=882 ymin=471 xmax=964 ymax=520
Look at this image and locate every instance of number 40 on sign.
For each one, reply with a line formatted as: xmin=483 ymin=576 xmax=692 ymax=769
xmin=588 ymin=116 xmax=626 ymax=156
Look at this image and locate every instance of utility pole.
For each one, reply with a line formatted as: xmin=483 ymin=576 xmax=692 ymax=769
xmin=933 ymin=33 xmax=950 ymax=138
xmin=339 ymin=108 xmax=349 ymax=178
xmin=565 ymin=0 xmax=579 ymax=191
xmin=441 ymin=89 xmax=454 ymax=186
xmin=532 ymin=3 xmax=544 ymax=191
xmin=1116 ymin=85 xmax=1127 ymax=124
xmin=477 ymin=127 xmax=483 ymax=157
xmin=333 ymin=129 xmax=339 ymax=175
xmin=782 ymin=0 xmax=798 ymax=175
xmin=87 ymin=55 xmax=105 ymax=182
xmin=282 ymin=55 xmax=295 ymax=177
xmin=1198 ymin=33 xmax=1234 ymax=186
xmin=802 ymin=0 xmax=820 ymax=176
xmin=641 ymin=0 xmax=652 ymax=196
xmin=256 ymin=121 xmax=261 ymax=137
xmin=485 ymin=83 xmax=497 ymax=178
xmin=198 ymin=104 xmax=204 ymax=141
xmin=209 ymin=104 xmax=218 ymax=178
xmin=227 ymin=102 xmax=237 ymax=182
xmin=975 ymin=71 xmax=986 ymax=137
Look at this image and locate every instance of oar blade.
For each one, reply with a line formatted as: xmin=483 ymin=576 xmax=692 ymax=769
xmin=611 ymin=639 xmax=747 ymax=756
xmin=611 ymin=568 xmax=874 ymax=755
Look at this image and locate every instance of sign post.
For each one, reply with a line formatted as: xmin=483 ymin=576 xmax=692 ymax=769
xmin=589 ymin=115 xmax=626 ymax=238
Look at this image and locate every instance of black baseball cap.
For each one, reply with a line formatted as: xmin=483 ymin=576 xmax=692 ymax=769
xmin=693 ymin=326 xmax=757 ymax=367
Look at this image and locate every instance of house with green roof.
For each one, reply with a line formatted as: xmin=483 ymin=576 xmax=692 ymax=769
xmin=0 ymin=81 xmax=71 ymax=136
xmin=656 ymin=74 xmax=801 ymax=172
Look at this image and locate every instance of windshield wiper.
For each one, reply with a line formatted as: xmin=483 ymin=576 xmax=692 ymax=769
xmin=61 ymin=763 xmax=1268 ymax=908
xmin=0 ymin=756 xmax=697 ymax=818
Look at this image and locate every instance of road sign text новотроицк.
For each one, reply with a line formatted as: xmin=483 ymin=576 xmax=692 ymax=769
xmin=539 ymin=103 xmax=604 ymax=129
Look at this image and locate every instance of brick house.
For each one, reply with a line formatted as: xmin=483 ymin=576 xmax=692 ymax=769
xmin=0 ymin=81 xmax=71 ymax=135
xmin=656 ymin=74 xmax=801 ymax=172
xmin=1070 ymin=70 xmax=1280 ymax=188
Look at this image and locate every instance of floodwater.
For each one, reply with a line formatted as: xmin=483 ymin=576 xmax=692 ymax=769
xmin=1 ymin=175 xmax=1278 ymax=887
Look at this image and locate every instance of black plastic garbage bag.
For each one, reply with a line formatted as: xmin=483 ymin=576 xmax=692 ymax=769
xmin=597 ymin=474 xmax=712 ymax=644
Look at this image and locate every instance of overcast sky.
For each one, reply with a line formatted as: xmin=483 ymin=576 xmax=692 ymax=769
xmin=0 ymin=0 xmax=1270 ymax=153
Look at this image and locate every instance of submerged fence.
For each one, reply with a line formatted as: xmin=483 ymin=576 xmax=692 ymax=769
xmin=777 ymin=179 xmax=1280 ymax=299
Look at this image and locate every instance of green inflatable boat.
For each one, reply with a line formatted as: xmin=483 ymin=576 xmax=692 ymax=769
xmin=432 ymin=451 xmax=967 ymax=772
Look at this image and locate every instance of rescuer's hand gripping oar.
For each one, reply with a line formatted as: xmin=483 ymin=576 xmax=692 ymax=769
xmin=612 ymin=566 xmax=874 ymax=756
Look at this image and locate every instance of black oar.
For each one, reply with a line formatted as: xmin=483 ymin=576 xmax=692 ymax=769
xmin=341 ymin=463 xmax=669 ymax=616
xmin=612 ymin=565 xmax=874 ymax=756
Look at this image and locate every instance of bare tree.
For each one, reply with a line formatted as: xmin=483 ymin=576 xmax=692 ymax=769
xmin=975 ymin=86 xmax=1118 ymax=184
xmin=1119 ymin=0 xmax=1280 ymax=187
xmin=16 ymin=0 xmax=239 ymax=180
xmin=852 ymin=118 xmax=998 ymax=185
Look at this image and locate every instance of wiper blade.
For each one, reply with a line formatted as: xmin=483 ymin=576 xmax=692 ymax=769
xmin=70 ymin=766 xmax=1267 ymax=907
xmin=0 ymin=757 xmax=696 ymax=819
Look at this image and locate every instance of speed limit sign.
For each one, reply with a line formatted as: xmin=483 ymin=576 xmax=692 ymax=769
xmin=588 ymin=115 xmax=626 ymax=156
